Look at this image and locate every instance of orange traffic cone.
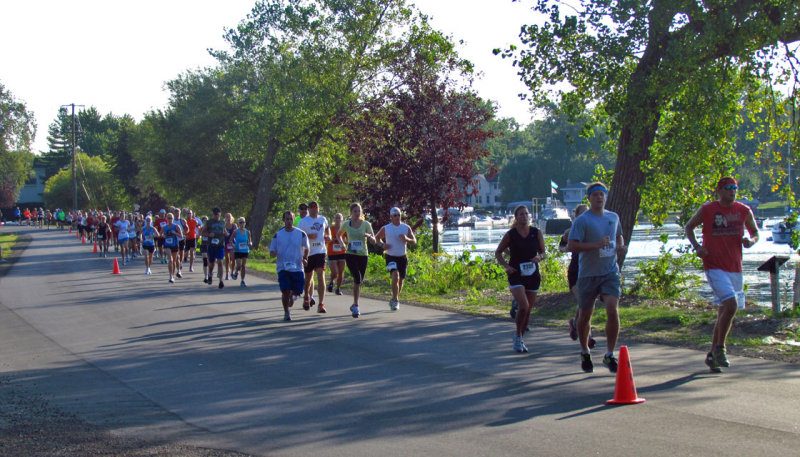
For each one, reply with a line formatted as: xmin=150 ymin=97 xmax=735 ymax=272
xmin=81 ymin=235 xmax=86 ymax=244
xmin=606 ymin=346 xmax=645 ymax=405
xmin=69 ymin=225 xmax=72 ymax=233
xmin=111 ymin=257 xmax=121 ymax=275
xmin=76 ymin=230 xmax=80 ymax=238
xmin=93 ymin=241 xmax=98 ymax=253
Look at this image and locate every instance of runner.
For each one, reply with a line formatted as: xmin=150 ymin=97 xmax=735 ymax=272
xmin=567 ymin=182 xmax=627 ymax=373
xmin=294 ymin=203 xmax=308 ymax=227
xmin=155 ymin=209 xmax=168 ymax=263
xmin=96 ymin=215 xmax=112 ymax=257
xmin=270 ymin=210 xmax=309 ymax=321
xmin=685 ymin=177 xmax=759 ymax=373
xmin=338 ymin=203 xmax=376 ymax=318
xmin=298 ymin=201 xmax=330 ymax=313
xmin=224 ymin=213 xmax=236 ymax=281
xmin=375 ymin=207 xmax=417 ymax=311
xmin=134 ymin=213 xmax=144 ymax=256
xmin=115 ymin=211 xmax=130 ymax=265
xmin=326 ymin=213 xmax=347 ymax=296
xmin=560 ymin=204 xmax=596 ymax=349
xmin=231 ymin=217 xmax=252 ymax=287
xmin=183 ymin=209 xmax=199 ymax=272
xmin=110 ymin=211 xmax=121 ymax=252
xmin=141 ymin=216 xmax=160 ymax=275
xmin=13 ymin=207 xmax=21 ymax=224
xmin=162 ymin=212 xmax=184 ymax=283
xmin=198 ymin=216 xmax=210 ymax=283
xmin=126 ymin=213 xmax=138 ymax=260
xmin=37 ymin=207 xmax=44 ymax=229
xmin=495 ymin=204 xmax=545 ymax=353
xmin=173 ymin=208 xmax=185 ymax=278
xmin=201 ymin=208 xmax=227 ymax=288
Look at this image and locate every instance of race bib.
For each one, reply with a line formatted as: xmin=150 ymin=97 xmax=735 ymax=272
xmin=333 ymin=243 xmax=343 ymax=251
xmin=386 ymin=261 xmax=398 ymax=271
xmin=284 ymin=261 xmax=297 ymax=271
xmin=311 ymin=241 xmax=323 ymax=250
xmin=97 ymin=234 xmax=104 ymax=239
xmin=211 ymin=238 xmax=221 ymax=246
xmin=519 ymin=262 xmax=536 ymax=277
xmin=160 ymin=222 xmax=167 ymax=228
xmin=349 ymin=240 xmax=364 ymax=251
xmin=599 ymin=242 xmax=615 ymax=258
xmin=238 ymin=242 xmax=248 ymax=250
xmin=166 ymin=236 xmax=176 ymax=245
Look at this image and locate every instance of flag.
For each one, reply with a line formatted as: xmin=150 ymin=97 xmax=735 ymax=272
xmin=551 ymin=180 xmax=558 ymax=194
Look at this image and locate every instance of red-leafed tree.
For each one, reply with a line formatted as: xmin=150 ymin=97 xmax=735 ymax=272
xmin=346 ymin=36 xmax=494 ymax=252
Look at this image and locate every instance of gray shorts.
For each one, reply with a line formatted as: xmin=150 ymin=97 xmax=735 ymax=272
xmin=577 ymin=272 xmax=620 ymax=309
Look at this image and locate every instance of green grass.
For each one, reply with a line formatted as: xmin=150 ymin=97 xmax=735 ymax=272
xmin=757 ymin=201 xmax=789 ymax=210
xmin=0 ymin=233 xmax=18 ymax=259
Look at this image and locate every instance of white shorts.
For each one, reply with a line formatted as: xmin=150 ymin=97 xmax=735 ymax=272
xmin=705 ymin=269 xmax=745 ymax=309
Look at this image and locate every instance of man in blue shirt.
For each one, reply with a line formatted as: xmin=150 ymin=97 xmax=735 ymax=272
xmin=568 ymin=182 xmax=627 ymax=374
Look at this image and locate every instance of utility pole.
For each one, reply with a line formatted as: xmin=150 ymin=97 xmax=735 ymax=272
xmin=60 ymin=103 xmax=84 ymax=212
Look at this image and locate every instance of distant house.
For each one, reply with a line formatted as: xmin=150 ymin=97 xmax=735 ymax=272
xmin=16 ymin=166 xmax=46 ymax=206
xmin=461 ymin=174 xmax=502 ymax=209
xmin=561 ymin=181 xmax=589 ymax=212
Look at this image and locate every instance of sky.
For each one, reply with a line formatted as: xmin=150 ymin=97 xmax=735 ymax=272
xmin=1 ymin=0 xmax=539 ymax=154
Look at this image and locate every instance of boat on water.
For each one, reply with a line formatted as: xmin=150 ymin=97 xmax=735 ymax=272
xmin=771 ymin=220 xmax=798 ymax=244
xmin=472 ymin=215 xmax=493 ymax=229
xmin=536 ymin=199 xmax=573 ymax=235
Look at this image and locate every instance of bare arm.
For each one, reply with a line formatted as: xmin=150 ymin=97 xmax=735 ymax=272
xmin=743 ymin=211 xmax=759 ymax=248
xmin=684 ymin=208 xmax=708 ymax=258
xmin=494 ymin=232 xmax=515 ymax=274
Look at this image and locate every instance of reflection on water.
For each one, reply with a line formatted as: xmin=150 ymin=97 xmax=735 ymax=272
xmin=441 ymin=223 xmax=799 ymax=308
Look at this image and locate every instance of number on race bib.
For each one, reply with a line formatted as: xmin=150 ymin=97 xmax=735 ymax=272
xmin=333 ymin=243 xmax=343 ymax=251
xmin=238 ymin=242 xmax=248 ymax=250
xmin=97 ymin=234 xmax=104 ymax=240
xmin=284 ymin=262 xmax=297 ymax=270
xmin=311 ymin=241 xmax=323 ymax=249
xmin=349 ymin=240 xmax=364 ymax=251
xmin=519 ymin=262 xmax=536 ymax=277
xmin=386 ymin=261 xmax=398 ymax=271
xmin=599 ymin=242 xmax=615 ymax=258
xmin=211 ymin=238 xmax=220 ymax=245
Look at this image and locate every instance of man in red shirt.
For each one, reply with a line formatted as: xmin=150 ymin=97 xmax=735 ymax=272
xmin=685 ymin=177 xmax=759 ymax=372
xmin=110 ymin=211 xmax=121 ymax=252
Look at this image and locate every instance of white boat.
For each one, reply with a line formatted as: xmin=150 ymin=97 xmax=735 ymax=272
xmin=771 ymin=220 xmax=798 ymax=244
xmin=536 ymin=199 xmax=572 ymax=235
xmin=473 ymin=216 xmax=493 ymax=229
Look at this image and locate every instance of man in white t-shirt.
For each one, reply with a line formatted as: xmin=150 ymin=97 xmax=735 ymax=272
xmin=375 ymin=207 xmax=416 ymax=311
xmin=297 ymin=201 xmax=331 ymax=313
xmin=270 ymin=211 xmax=309 ymax=321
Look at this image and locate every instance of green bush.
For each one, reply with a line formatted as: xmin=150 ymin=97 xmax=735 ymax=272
xmin=628 ymin=233 xmax=702 ymax=299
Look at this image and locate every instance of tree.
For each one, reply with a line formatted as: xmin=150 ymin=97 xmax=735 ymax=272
xmin=207 ymin=0 xmax=423 ymax=247
xmin=345 ymin=31 xmax=494 ymax=251
xmin=0 ymin=82 xmax=36 ymax=207
xmin=43 ymin=152 xmax=130 ymax=210
xmin=40 ymin=107 xmax=74 ymax=179
xmin=499 ymin=0 xmax=800 ymax=263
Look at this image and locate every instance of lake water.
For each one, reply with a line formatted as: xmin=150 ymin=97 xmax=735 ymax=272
xmin=440 ymin=219 xmax=799 ymax=308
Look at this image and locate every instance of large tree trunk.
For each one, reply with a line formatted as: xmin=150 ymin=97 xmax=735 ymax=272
xmin=606 ymin=74 xmax=662 ymax=267
xmin=430 ymin=200 xmax=440 ymax=254
xmin=248 ymin=140 xmax=280 ymax=248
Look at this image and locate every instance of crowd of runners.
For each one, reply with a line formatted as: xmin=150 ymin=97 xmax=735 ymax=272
xmin=12 ymin=177 xmax=754 ymax=374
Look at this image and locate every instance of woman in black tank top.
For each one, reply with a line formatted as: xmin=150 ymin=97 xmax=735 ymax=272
xmin=495 ymin=205 xmax=546 ymax=353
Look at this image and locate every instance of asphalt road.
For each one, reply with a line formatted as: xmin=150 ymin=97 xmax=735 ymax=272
xmin=1 ymin=226 xmax=799 ymax=456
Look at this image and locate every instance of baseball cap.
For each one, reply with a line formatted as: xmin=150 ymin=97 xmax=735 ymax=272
xmin=390 ymin=206 xmax=402 ymax=216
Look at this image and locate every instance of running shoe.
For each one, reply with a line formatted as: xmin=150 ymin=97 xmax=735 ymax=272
xmin=602 ymin=354 xmax=618 ymax=373
xmin=705 ymin=352 xmax=722 ymax=373
xmin=169 ymin=277 xmax=175 ymax=283
xmin=713 ymin=347 xmax=731 ymax=368
xmin=350 ymin=304 xmax=360 ymax=318
xmin=390 ymin=300 xmax=400 ymax=311
xmin=303 ymin=299 xmax=311 ymax=311
xmin=225 ymin=274 xmax=230 ymax=281
xmin=568 ymin=317 xmax=578 ymax=341
xmin=317 ymin=304 xmax=327 ymax=313
xmin=581 ymin=353 xmax=593 ymax=373
xmin=335 ymin=287 xmax=342 ymax=296
xmin=512 ymin=334 xmax=523 ymax=353
xmin=232 ymin=271 xmax=238 ymax=280
xmin=310 ymin=296 xmax=316 ymax=306
xmin=176 ymin=272 xmax=182 ymax=279
xmin=284 ymin=311 xmax=292 ymax=321
xmin=189 ymin=267 xmax=194 ymax=272
xmin=240 ymin=280 xmax=246 ymax=287
xmin=218 ymin=280 xmax=224 ymax=289
xmin=588 ymin=336 xmax=597 ymax=349
xmin=520 ymin=336 xmax=529 ymax=353
xmin=327 ymin=281 xmax=333 ymax=293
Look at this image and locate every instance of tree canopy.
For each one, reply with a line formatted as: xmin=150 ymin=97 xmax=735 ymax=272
xmin=0 ymin=82 xmax=36 ymax=207
xmin=499 ymin=0 xmax=800 ymax=260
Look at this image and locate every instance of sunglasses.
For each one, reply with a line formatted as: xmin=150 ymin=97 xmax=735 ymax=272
xmin=723 ymin=184 xmax=738 ymax=190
